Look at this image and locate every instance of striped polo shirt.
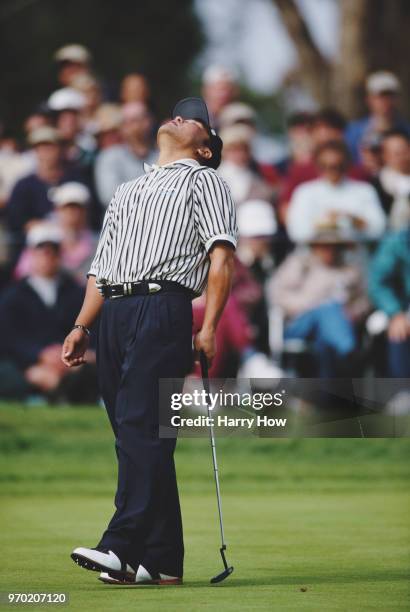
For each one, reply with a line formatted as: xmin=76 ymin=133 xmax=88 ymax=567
xmin=87 ymin=158 xmax=237 ymax=294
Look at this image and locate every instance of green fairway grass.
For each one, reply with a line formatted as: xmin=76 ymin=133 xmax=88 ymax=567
xmin=1 ymin=404 xmax=409 ymax=611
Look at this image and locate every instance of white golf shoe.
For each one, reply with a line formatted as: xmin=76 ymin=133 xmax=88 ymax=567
xmin=71 ymin=546 xmax=136 ymax=580
xmin=99 ymin=564 xmax=182 ymax=586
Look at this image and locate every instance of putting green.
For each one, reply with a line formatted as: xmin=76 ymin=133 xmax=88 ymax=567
xmin=1 ymin=405 xmax=409 ymax=611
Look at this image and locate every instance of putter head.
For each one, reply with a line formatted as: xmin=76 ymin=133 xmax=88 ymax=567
xmin=210 ymin=547 xmax=234 ymax=583
xmin=210 ymin=565 xmax=234 ymax=584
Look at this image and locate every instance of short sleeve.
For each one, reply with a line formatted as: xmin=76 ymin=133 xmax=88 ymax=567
xmin=193 ymin=170 xmax=237 ymax=252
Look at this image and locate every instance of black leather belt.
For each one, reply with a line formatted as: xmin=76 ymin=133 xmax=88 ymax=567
xmin=97 ymin=279 xmax=194 ymax=299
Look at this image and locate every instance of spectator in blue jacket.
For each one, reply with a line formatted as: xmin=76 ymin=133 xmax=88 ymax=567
xmin=346 ymin=72 xmax=410 ymax=163
xmin=369 ymin=227 xmax=410 ymax=377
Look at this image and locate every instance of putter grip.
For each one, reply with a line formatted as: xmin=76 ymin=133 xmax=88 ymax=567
xmin=200 ymin=350 xmax=209 ymax=380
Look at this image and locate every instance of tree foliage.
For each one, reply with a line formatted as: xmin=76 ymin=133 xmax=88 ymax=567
xmin=272 ymin=0 xmax=410 ymax=118
xmin=0 ymin=0 xmax=204 ymax=133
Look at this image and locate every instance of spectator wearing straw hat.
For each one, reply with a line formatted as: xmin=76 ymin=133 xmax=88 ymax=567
xmin=93 ymin=104 xmax=123 ymax=151
xmin=94 ymin=102 xmax=157 ymax=206
xmin=269 ymin=223 xmax=369 ymax=377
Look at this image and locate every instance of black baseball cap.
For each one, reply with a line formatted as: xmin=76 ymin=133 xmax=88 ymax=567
xmin=172 ymin=97 xmax=222 ymax=169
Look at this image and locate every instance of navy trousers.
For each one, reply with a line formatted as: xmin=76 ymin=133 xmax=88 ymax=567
xmin=95 ymin=290 xmax=193 ymax=577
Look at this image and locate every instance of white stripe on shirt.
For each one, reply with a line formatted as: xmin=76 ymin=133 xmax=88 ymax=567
xmin=87 ymin=159 xmax=237 ymax=294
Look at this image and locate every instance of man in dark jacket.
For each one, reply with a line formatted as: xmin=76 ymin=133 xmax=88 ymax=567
xmin=6 ymin=126 xmax=92 ymax=264
xmin=0 ymin=222 xmax=96 ymax=402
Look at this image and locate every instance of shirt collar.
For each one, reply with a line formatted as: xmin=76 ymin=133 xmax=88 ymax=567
xmin=143 ymin=158 xmax=200 ymax=173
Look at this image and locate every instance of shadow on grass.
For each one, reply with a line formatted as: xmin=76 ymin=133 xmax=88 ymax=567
xmin=79 ymin=568 xmax=408 ymax=591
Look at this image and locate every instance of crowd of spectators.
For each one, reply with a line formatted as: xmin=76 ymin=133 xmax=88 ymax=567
xmin=0 ymin=43 xmax=409 ymax=405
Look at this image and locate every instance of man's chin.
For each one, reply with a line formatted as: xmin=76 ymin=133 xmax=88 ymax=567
xmin=158 ymin=120 xmax=175 ymax=133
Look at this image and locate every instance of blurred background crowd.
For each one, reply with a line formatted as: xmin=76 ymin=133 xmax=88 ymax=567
xmin=0 ymin=0 xmax=409 ymax=405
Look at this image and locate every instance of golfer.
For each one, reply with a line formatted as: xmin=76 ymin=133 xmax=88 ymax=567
xmin=61 ymin=97 xmax=237 ymax=586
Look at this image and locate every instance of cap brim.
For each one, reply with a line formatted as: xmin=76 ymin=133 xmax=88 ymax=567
xmin=172 ymin=97 xmax=210 ymax=128
xmin=172 ymin=97 xmax=222 ymax=169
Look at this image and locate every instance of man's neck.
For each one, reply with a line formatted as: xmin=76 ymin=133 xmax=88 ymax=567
xmin=157 ymin=148 xmax=197 ymax=167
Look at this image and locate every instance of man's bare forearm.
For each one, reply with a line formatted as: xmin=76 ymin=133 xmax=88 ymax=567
xmin=202 ymin=244 xmax=235 ymax=332
xmin=75 ymin=275 xmax=105 ymax=328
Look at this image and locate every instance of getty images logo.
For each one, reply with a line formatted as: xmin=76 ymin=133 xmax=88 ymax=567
xmin=170 ymin=389 xmax=286 ymax=411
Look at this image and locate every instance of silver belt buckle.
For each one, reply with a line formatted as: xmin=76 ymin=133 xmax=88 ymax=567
xmin=148 ymin=282 xmax=162 ymax=294
xmin=122 ymin=282 xmax=135 ymax=296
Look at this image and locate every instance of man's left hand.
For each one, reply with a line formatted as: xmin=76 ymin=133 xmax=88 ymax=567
xmin=194 ymin=328 xmax=216 ymax=365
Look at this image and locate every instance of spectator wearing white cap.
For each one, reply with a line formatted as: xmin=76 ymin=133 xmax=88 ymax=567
xmin=236 ymin=199 xmax=277 ymax=355
xmin=346 ymin=71 xmax=410 ymax=163
xmin=0 ymin=222 xmax=98 ymax=403
xmin=237 ymin=199 xmax=277 ymax=270
xmin=54 ymin=44 xmax=92 ymax=88
xmin=94 ymin=102 xmax=157 ymax=206
xmin=201 ymin=65 xmax=239 ymax=128
xmin=217 ymin=124 xmax=274 ymax=207
xmin=14 ymin=183 xmax=98 ymax=285
xmin=48 ymin=87 xmax=96 ymax=165
xmin=6 ymin=127 xmax=90 ymax=262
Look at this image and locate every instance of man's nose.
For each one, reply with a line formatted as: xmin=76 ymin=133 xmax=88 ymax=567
xmin=174 ymin=116 xmax=183 ymax=124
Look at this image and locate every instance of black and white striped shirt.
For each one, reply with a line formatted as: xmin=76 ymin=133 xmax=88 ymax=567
xmin=87 ymin=158 xmax=237 ymax=294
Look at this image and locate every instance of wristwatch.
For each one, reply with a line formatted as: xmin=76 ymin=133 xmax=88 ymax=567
xmin=72 ymin=324 xmax=91 ymax=336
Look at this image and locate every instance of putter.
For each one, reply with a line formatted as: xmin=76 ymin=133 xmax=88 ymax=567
xmin=200 ymin=350 xmax=234 ymax=584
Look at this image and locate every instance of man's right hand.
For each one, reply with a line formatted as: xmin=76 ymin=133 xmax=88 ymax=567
xmin=61 ymin=329 xmax=90 ymax=367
